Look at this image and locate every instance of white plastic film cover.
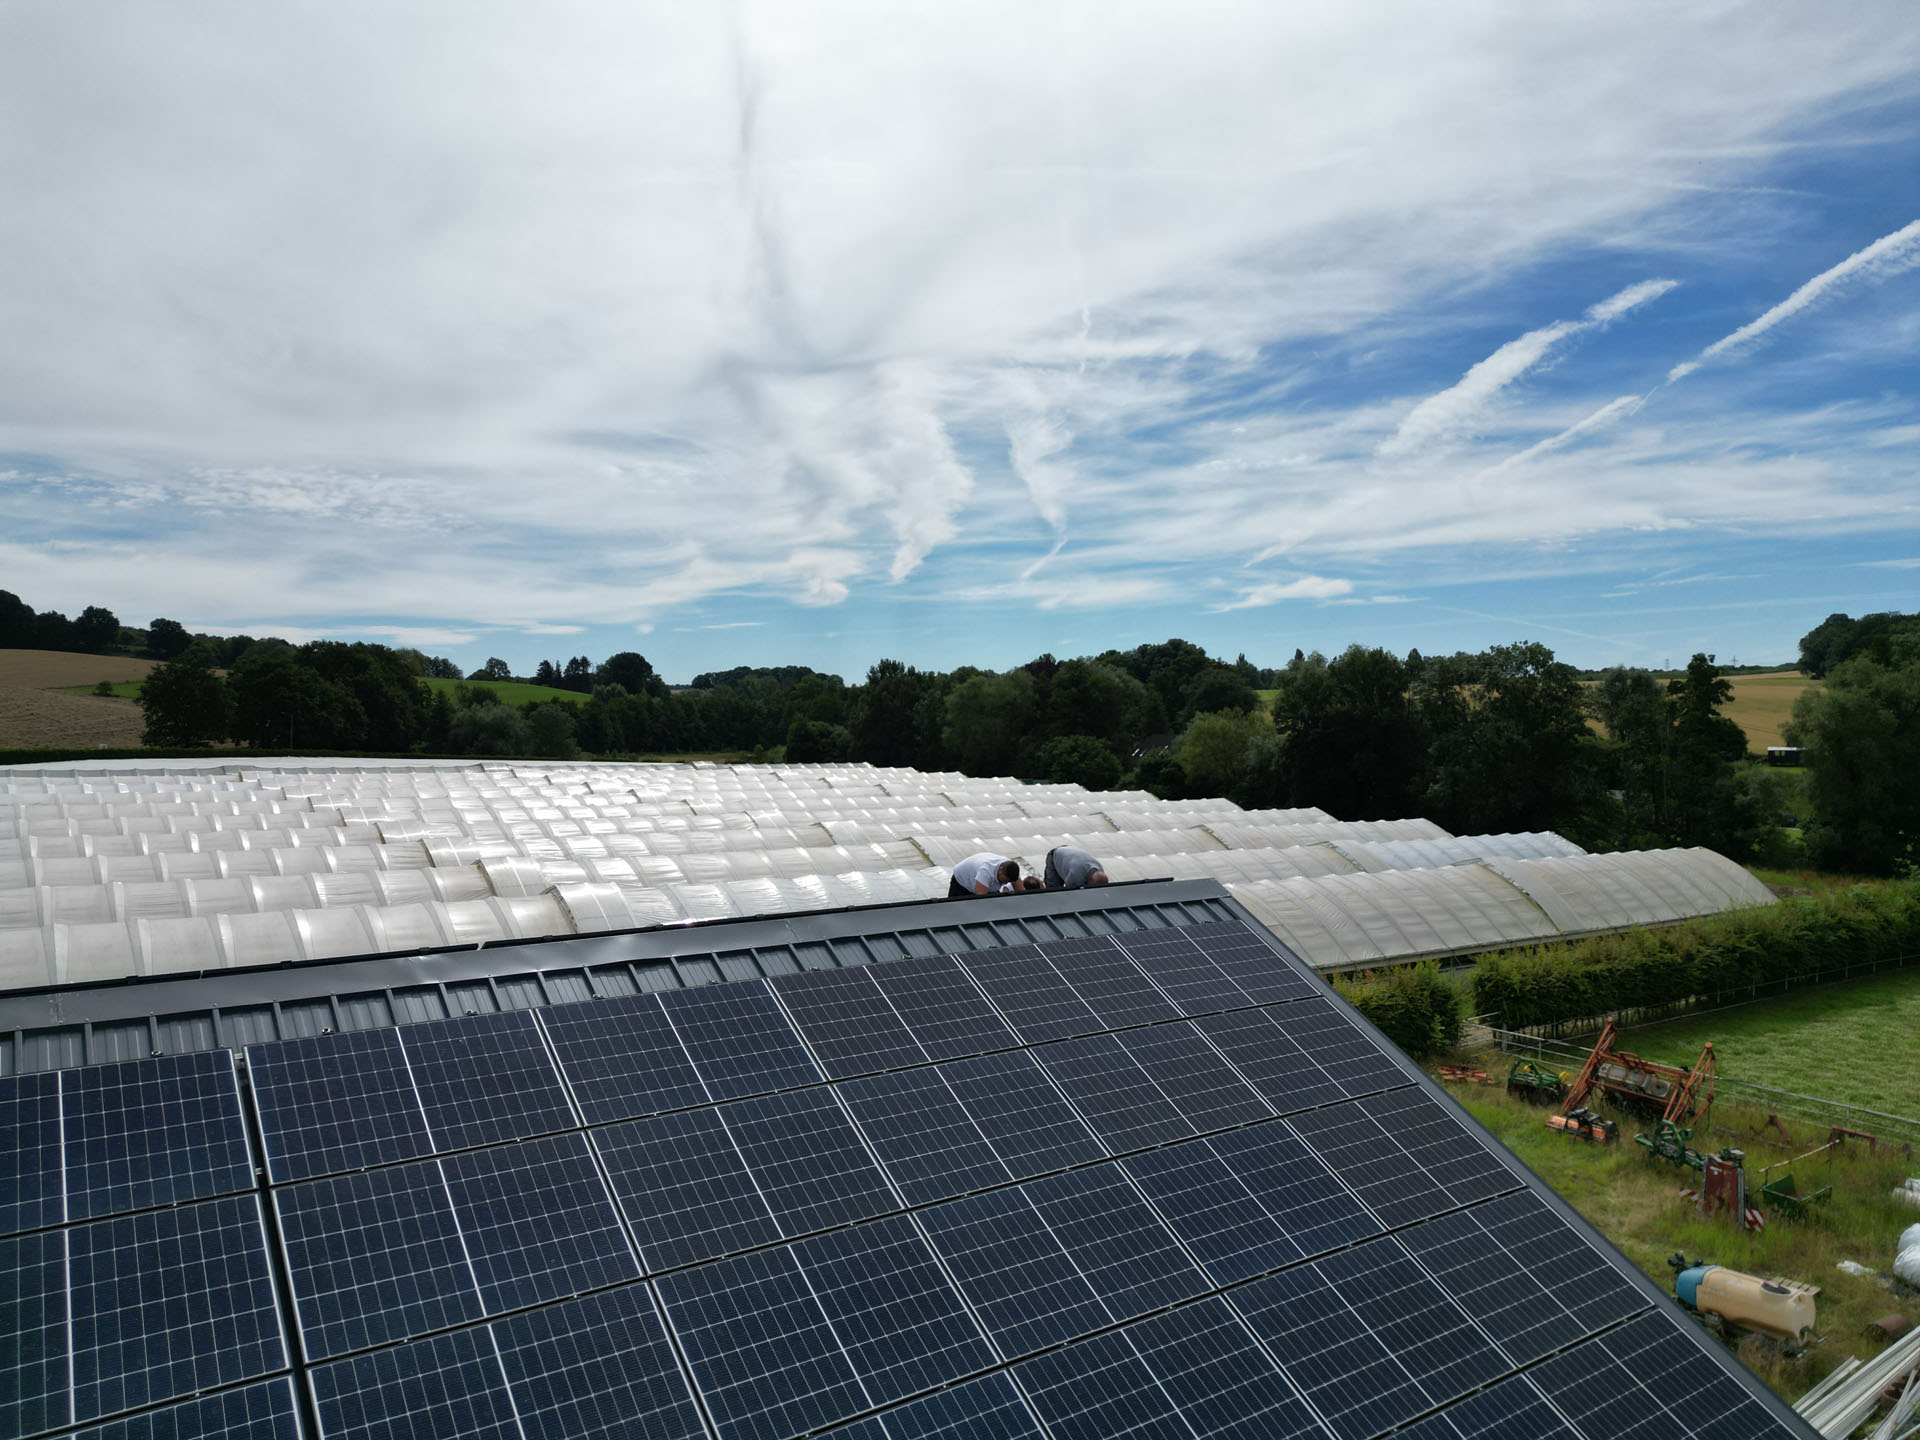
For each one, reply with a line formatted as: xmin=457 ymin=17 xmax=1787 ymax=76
xmin=55 ymin=921 xmax=139 ymax=984
xmin=137 ymin=916 xmax=225 ymax=975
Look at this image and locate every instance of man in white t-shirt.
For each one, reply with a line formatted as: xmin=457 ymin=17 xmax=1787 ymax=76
xmin=949 ymin=852 xmax=1020 ymax=897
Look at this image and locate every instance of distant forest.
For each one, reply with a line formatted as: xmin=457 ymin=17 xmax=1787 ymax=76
xmin=7 ymin=585 xmax=1916 ymax=874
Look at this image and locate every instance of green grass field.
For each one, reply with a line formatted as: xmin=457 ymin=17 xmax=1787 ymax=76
xmin=1447 ymin=1078 xmax=1918 ymax=1401
xmin=1599 ymin=966 xmax=1920 ymax=1115
xmin=419 ymin=676 xmax=587 ymax=706
xmin=61 ymin=681 xmax=144 ymax=699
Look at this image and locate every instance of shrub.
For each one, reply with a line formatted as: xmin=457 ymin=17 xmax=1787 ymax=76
xmin=1470 ymin=881 xmax=1920 ymax=1029
xmin=1335 ymin=962 xmax=1463 ymax=1059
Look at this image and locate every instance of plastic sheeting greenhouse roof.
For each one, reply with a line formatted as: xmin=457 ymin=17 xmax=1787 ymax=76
xmin=1 ymin=759 xmax=1773 ymax=988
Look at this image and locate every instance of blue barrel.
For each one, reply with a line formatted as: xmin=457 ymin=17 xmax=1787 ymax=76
xmin=1675 ymin=1264 xmax=1716 ymax=1309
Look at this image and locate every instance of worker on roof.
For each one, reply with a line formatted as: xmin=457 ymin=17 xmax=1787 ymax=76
xmin=1043 ymin=844 xmax=1109 ymax=890
xmin=949 ymin=851 xmax=1021 ymax=897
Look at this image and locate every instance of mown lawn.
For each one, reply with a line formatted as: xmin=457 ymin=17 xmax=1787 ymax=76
xmin=1603 ymin=966 xmax=1920 ymax=1116
xmin=1446 ymin=1077 xmax=1920 ymax=1403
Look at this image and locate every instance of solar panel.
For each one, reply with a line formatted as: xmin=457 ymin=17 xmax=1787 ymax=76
xmin=655 ymin=1245 xmax=872 ymax=1440
xmin=1 ymin=1228 xmax=67 ymax=1437
xmin=1013 ymin=1327 xmax=1191 ymax=1440
xmin=67 ymin=1195 xmax=286 ymax=1423
xmin=20 ymin=902 xmax=1810 ymax=1440
xmin=539 ymin=992 xmax=710 ymax=1124
xmin=1230 ymin=1238 xmax=1509 ymax=1440
xmin=1034 ymin=935 xmax=1182 ymax=1028
xmin=658 ymin=980 xmax=821 ymax=1100
xmin=593 ymin=1107 xmax=781 ymax=1271
xmin=1272 ymin=998 xmax=1413 ymax=1096
xmin=439 ymin=1132 xmax=639 ymax=1313
xmin=276 ymin=1160 xmax=482 ymax=1359
xmin=398 ymin=1009 xmax=575 ymax=1151
xmin=67 ymin=1376 xmax=303 ymax=1440
xmin=1532 ymin=1310 xmax=1791 ymax=1440
xmin=861 ymin=1370 xmax=1043 ymax=1439
xmin=1390 ymin=1372 xmax=1581 ymax=1440
xmin=1123 ymin=1139 xmax=1308 ymax=1284
xmin=0 ymin=1070 xmax=63 ymax=1236
xmin=771 ymin=966 xmax=930 ymax=1077
xmin=719 ymin=1087 xmax=898 ymax=1237
xmin=935 ymin=1050 xmax=1106 ymax=1178
xmin=1034 ymin=1032 xmax=1195 ymax=1151
xmin=837 ymin=1066 xmax=1010 ymax=1204
xmin=1397 ymin=1189 xmax=1642 ymax=1363
xmin=1020 ymin=1165 xmax=1208 ymax=1321
xmin=491 ymin=1286 xmax=706 ymax=1440
xmin=1190 ymin=1008 xmax=1357 ymax=1112
xmin=309 ymin=1326 xmax=521 ymax=1440
xmin=1107 ymin=927 xmax=1258 ymax=1014
xmin=789 ymin=1215 xmax=997 ymax=1406
xmin=955 ymin=944 xmax=1102 ymax=1043
xmin=1202 ymin=1121 xmax=1380 ymax=1259
xmin=1121 ymin=1298 xmax=1326 ymax=1440
xmin=1111 ymin=1023 xmax=1273 ymax=1132
xmin=866 ymin=954 xmax=1017 ymax=1060
xmin=915 ymin=1185 xmax=1112 ymax=1358
xmin=248 ymin=1027 xmax=431 ymax=1183
xmin=1165 ymin=920 xmax=1318 ymax=1005
xmin=61 ymin=1050 xmax=254 ymax=1223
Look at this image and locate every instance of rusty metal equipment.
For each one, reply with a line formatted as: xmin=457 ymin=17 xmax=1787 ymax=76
xmin=1546 ymin=1107 xmax=1618 ymax=1144
xmin=1551 ymin=1020 xmax=1715 ymax=1138
xmin=1678 ymin=1148 xmax=1767 ymax=1231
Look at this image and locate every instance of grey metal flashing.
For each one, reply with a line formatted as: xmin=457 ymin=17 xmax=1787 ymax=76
xmin=0 ymin=879 xmax=1234 ymax=1073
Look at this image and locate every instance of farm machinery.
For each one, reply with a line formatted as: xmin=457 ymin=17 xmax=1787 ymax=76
xmin=1668 ymin=1254 xmax=1820 ymax=1352
xmin=1543 ymin=1019 xmax=1716 ymax=1145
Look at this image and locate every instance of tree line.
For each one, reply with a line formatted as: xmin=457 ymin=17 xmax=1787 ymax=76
xmin=62 ymin=585 xmax=1920 ymax=874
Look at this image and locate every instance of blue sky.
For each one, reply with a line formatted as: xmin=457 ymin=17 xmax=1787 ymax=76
xmin=2 ymin=4 xmax=1917 ymax=682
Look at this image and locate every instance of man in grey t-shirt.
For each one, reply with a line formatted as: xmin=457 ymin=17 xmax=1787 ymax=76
xmin=1043 ymin=845 xmax=1108 ymax=890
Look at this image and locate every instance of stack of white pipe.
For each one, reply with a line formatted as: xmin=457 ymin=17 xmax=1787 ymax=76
xmin=1796 ymin=1322 xmax=1920 ymax=1437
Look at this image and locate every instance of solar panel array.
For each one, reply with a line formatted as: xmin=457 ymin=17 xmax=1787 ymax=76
xmin=1 ymin=760 xmax=1776 ymax=988
xmin=1 ymin=909 xmax=1811 ymax=1440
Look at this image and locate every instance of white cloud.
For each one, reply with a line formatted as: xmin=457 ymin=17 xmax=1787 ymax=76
xmin=1668 ymin=217 xmax=1920 ymax=381
xmin=1378 ymin=279 xmax=1673 ymax=457
xmin=0 ymin=5 xmax=1914 ymax=635
xmin=1214 ymin=576 xmax=1355 ymax=611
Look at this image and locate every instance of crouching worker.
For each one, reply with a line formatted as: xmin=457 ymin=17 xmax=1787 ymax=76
xmin=1044 ymin=844 xmax=1108 ymax=890
xmin=950 ymin=851 xmax=1020 ymax=897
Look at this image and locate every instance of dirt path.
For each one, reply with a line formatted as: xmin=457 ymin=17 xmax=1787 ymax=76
xmin=0 ymin=684 xmax=147 ymax=749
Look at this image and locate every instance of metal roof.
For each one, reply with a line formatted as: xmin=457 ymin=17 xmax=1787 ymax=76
xmin=0 ymin=879 xmax=1238 ymax=1076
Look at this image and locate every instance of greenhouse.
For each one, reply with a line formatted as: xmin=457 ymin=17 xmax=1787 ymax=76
xmin=0 ymin=759 xmax=1775 ymax=988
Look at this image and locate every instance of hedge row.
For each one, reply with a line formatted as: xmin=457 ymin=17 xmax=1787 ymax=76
xmin=1334 ymin=962 xmax=1464 ymax=1059
xmin=1470 ymin=880 xmax=1920 ymax=1030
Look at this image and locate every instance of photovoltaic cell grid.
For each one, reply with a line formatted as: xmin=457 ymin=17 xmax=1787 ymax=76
xmin=1 ymin=913 xmax=1815 ymax=1440
xmin=0 ymin=1050 xmax=255 ymax=1236
xmin=2 ymin=1196 xmax=289 ymax=1439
